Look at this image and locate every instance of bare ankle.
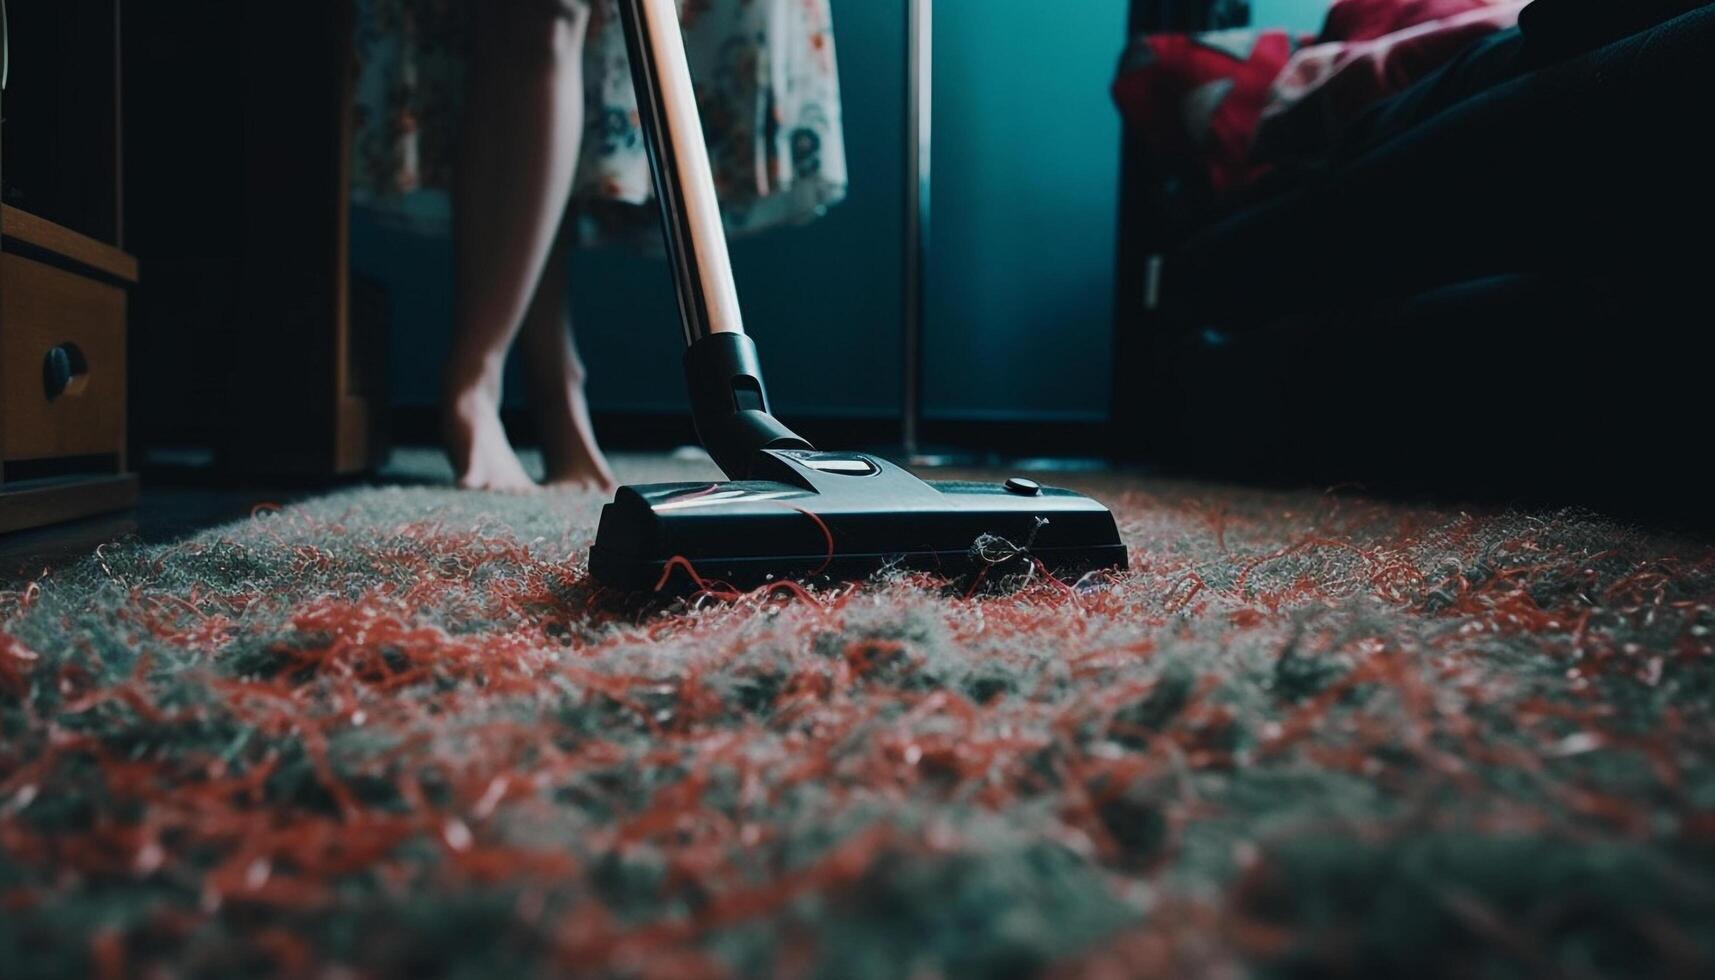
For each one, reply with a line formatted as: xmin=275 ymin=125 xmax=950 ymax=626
xmin=443 ymin=357 xmax=507 ymax=408
xmin=518 ymin=331 xmax=587 ymax=391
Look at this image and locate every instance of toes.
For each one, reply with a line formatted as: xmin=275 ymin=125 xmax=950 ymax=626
xmin=544 ymin=471 xmax=618 ymax=494
xmin=459 ymin=472 xmax=542 ymax=493
xmin=470 ymin=458 xmax=541 ymax=493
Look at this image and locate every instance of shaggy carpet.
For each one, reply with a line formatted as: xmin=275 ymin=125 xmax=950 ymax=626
xmin=2 ymin=457 xmax=1713 ymax=978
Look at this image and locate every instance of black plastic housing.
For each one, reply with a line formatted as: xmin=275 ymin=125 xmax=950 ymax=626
xmin=683 ymin=333 xmax=812 ymax=479
xmin=590 ymin=450 xmax=1129 ymax=592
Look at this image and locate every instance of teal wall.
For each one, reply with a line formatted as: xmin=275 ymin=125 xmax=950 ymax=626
xmin=925 ymin=0 xmax=1125 ymax=422
xmin=353 ymin=1 xmax=1141 ymax=425
xmin=1253 ymin=0 xmax=1330 ymax=31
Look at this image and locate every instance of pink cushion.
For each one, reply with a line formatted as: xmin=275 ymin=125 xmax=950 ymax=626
xmin=1256 ymin=1 xmax=1527 ymax=160
xmin=1112 ymin=30 xmax=1307 ymax=193
xmin=1320 ymin=0 xmax=1509 ymax=42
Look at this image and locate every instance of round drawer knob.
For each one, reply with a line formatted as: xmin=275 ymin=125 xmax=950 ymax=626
xmin=43 ymin=344 xmax=87 ymax=401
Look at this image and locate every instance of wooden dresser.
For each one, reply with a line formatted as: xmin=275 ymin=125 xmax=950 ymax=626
xmin=0 ymin=0 xmax=140 ymax=534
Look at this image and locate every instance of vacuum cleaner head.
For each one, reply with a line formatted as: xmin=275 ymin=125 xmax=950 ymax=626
xmin=591 ymin=449 xmax=1128 ymax=592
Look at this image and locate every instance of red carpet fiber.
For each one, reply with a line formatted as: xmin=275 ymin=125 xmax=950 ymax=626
xmin=2 ymin=459 xmax=1713 ymax=977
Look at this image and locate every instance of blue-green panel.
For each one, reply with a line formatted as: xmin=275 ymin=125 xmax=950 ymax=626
xmin=924 ymin=0 xmax=1126 ymax=422
xmin=1253 ymin=0 xmax=1331 ymax=31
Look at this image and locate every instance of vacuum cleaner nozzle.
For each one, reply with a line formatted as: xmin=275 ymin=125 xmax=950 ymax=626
xmin=591 ymin=449 xmax=1128 ymax=592
xmin=592 ymin=334 xmax=1130 ymax=593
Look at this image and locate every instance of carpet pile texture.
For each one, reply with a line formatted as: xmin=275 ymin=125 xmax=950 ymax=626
xmin=2 ymin=461 xmax=1713 ymax=977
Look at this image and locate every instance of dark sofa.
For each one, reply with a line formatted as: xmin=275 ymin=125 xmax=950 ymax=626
xmin=1113 ymin=0 xmax=1715 ymax=517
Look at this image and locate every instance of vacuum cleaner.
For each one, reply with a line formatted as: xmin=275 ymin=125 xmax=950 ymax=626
xmin=590 ymin=0 xmax=1128 ymax=592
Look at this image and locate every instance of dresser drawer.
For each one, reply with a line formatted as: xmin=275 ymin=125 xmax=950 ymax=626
xmin=1 ymin=252 xmax=128 ymax=463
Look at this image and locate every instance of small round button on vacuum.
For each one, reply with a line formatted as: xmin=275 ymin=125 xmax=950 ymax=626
xmin=1004 ymin=477 xmax=1041 ymax=496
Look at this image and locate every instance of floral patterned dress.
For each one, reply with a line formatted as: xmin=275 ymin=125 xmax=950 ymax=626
xmin=351 ymin=0 xmax=848 ymax=247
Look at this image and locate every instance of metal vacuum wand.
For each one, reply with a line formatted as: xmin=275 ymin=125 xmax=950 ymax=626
xmin=614 ymin=0 xmax=741 ymax=345
xmin=616 ymin=0 xmax=812 ymax=479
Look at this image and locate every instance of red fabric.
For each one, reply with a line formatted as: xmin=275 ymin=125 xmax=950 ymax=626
xmin=1112 ymin=30 xmax=1305 ymax=193
xmin=1319 ymin=0 xmax=1504 ymax=42
xmin=1256 ymin=1 xmax=1526 ymax=161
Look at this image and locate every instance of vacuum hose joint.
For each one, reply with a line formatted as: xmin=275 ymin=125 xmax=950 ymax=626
xmin=684 ymin=333 xmax=813 ymax=479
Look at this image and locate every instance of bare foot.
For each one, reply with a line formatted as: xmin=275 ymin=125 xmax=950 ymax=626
xmin=444 ymin=374 xmax=539 ymax=492
xmin=529 ymin=366 xmax=617 ymax=494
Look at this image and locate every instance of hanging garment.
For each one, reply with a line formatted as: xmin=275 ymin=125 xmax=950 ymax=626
xmin=350 ymin=0 xmax=848 ymax=246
